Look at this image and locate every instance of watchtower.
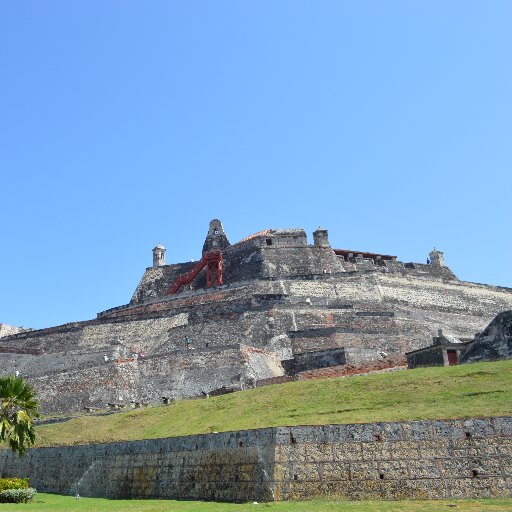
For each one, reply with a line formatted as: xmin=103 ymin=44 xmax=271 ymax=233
xmin=313 ymin=227 xmax=330 ymax=248
xmin=152 ymin=244 xmax=166 ymax=268
xmin=429 ymin=248 xmax=445 ymax=267
xmin=202 ymin=219 xmax=230 ymax=253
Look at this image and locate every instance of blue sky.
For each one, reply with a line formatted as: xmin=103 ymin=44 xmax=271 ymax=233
xmin=1 ymin=1 xmax=511 ymax=329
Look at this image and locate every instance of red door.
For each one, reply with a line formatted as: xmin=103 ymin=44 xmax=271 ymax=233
xmin=447 ymin=350 xmax=458 ymax=366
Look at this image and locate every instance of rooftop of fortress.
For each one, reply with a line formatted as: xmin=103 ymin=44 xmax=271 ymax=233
xmin=130 ymin=219 xmax=457 ymax=306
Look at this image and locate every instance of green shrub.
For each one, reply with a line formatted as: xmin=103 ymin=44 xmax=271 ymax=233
xmin=0 ymin=477 xmax=29 ymax=492
xmin=0 ymin=487 xmax=36 ymax=503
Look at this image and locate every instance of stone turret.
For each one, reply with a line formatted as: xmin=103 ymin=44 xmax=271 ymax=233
xmin=313 ymin=227 xmax=330 ymax=248
xmin=429 ymin=248 xmax=445 ymax=267
xmin=202 ymin=219 xmax=230 ymax=253
xmin=152 ymin=244 xmax=166 ymax=268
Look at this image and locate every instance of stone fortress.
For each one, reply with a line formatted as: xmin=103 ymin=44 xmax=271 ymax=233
xmin=1 ymin=219 xmax=512 ymax=415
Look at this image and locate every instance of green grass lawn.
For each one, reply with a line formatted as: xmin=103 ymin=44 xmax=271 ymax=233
xmin=0 ymin=494 xmax=511 ymax=512
xmin=34 ymin=360 xmax=512 ymax=447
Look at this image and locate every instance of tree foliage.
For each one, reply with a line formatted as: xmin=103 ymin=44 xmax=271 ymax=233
xmin=0 ymin=375 xmax=39 ymax=455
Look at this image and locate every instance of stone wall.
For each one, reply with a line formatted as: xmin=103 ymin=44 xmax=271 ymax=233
xmin=461 ymin=310 xmax=512 ymax=364
xmin=2 ymin=271 xmax=512 ymax=414
xmin=282 ymin=348 xmax=346 ymax=375
xmin=274 ymin=416 xmax=512 ymax=500
xmin=1 ymin=417 xmax=510 ymax=502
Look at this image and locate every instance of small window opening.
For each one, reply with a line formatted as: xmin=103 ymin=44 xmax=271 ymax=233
xmin=266 ymin=238 xmax=273 ymax=246
xmin=293 ymin=474 xmax=298 ymax=481
xmin=465 ymin=432 xmax=471 ymax=439
xmin=472 ymin=470 xmax=479 ymax=477
xmin=239 ymin=441 xmax=243 ymax=447
xmin=379 ymin=473 xmax=385 ymax=480
xmin=290 ymin=433 xmax=297 ymax=444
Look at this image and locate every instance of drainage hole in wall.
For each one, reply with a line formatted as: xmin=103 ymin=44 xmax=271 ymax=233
xmin=293 ymin=474 xmax=298 ymax=481
xmin=379 ymin=473 xmax=385 ymax=480
xmin=465 ymin=432 xmax=471 ymax=439
xmin=472 ymin=470 xmax=479 ymax=477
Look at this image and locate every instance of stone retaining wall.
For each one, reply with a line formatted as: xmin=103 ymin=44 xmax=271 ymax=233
xmin=1 ymin=417 xmax=510 ymax=502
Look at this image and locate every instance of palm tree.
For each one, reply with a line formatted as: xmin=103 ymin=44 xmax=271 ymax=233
xmin=0 ymin=375 xmax=39 ymax=455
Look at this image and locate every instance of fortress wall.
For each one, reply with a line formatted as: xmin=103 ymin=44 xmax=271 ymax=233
xmin=131 ymin=262 xmax=196 ymax=303
xmin=286 ymin=276 xmax=381 ymax=303
xmin=283 ymin=275 xmax=512 ymax=347
xmin=30 ymin=347 xmax=252 ymax=414
xmin=105 ymin=283 xmax=259 ymax=320
xmin=0 ymin=348 xmax=118 ymax=378
xmin=0 ymin=428 xmax=276 ymax=502
xmin=259 ymin=246 xmax=344 ymax=278
xmin=376 ymin=275 xmax=512 ymax=317
xmin=223 ymin=241 xmax=265 ymax=284
xmin=78 ymin=315 xmax=190 ymax=352
xmin=4 ymin=272 xmax=512 ymax=414
xmin=274 ymin=417 xmax=512 ymax=500
xmin=0 ymin=314 xmax=192 ymax=356
xmin=1 ymin=417 xmax=510 ymax=502
xmin=30 ymin=364 xmax=130 ymax=413
xmin=131 ymin=240 xmax=268 ymax=299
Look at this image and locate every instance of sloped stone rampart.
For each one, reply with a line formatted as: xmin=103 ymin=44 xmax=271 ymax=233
xmin=0 ymin=417 xmax=510 ymax=502
xmin=2 ymin=273 xmax=512 ymax=414
xmin=30 ymin=347 xmax=252 ymax=411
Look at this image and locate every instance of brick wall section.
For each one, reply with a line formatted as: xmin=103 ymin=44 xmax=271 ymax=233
xmin=0 ymin=428 xmax=277 ymax=502
xmin=275 ymin=417 xmax=512 ymax=500
xmin=0 ymin=417 xmax=510 ymax=502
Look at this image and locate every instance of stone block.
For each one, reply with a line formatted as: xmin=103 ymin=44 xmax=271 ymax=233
xmin=332 ymin=443 xmax=362 ymax=461
xmin=305 ymin=443 xmax=333 ymax=462
xmin=349 ymin=461 xmax=380 ymax=480
xmin=320 ymin=462 xmax=351 ymax=481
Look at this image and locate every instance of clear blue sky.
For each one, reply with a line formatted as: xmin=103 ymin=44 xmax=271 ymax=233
xmin=1 ymin=1 xmax=511 ymax=329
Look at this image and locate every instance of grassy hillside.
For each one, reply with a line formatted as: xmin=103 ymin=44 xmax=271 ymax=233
xmin=35 ymin=360 xmax=512 ymax=447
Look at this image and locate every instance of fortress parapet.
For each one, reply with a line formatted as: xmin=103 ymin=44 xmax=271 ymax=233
xmin=334 ymin=249 xmax=397 ymax=264
xmin=132 ymin=220 xmax=460 ymax=305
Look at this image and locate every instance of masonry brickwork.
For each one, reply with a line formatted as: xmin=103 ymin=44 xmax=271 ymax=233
xmin=1 ymin=221 xmax=512 ymax=414
xmin=1 ymin=417 xmax=511 ymax=502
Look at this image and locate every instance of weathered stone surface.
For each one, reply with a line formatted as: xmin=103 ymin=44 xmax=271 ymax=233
xmin=1 ymin=417 xmax=510 ymax=502
xmin=0 ymin=323 xmax=31 ymax=338
xmin=2 ymin=222 xmax=512 ymax=414
xmin=461 ymin=310 xmax=512 ymax=363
